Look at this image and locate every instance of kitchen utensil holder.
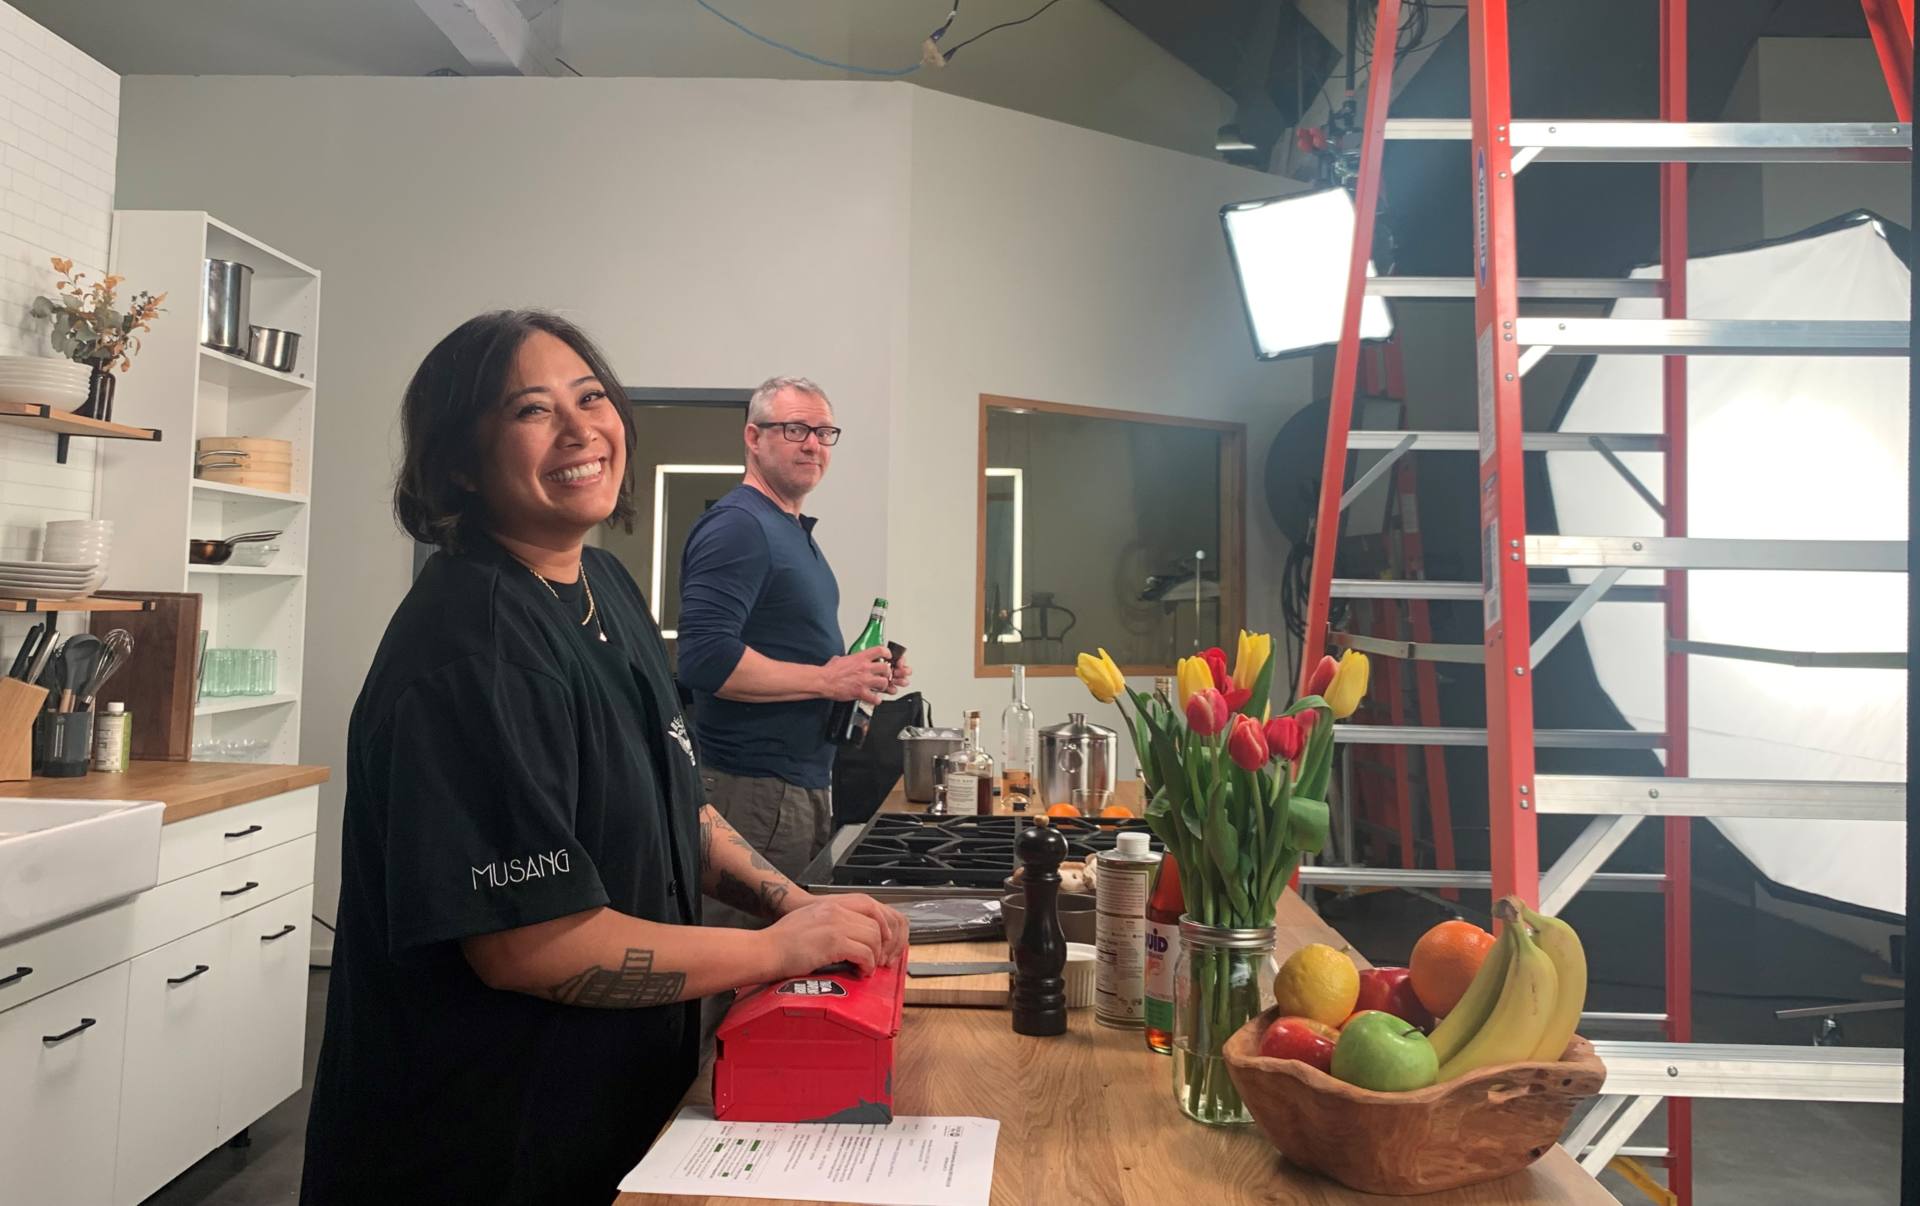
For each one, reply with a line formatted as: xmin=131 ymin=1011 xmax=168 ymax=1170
xmin=0 ymin=678 xmax=49 ymax=781
xmin=32 ymin=710 xmax=93 ymax=778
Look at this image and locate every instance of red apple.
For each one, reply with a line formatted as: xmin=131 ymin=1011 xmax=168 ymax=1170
xmin=1355 ymin=967 xmax=1435 ymax=1031
xmin=1257 ymin=1015 xmax=1340 ymax=1073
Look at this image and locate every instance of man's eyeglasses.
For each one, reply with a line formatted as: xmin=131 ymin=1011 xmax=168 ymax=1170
xmin=754 ymin=421 xmax=842 ymax=447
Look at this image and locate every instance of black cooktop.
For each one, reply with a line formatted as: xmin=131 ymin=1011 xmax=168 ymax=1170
xmin=829 ymin=813 xmax=1162 ymax=888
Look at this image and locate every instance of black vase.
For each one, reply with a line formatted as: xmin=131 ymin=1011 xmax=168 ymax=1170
xmin=77 ymin=361 xmax=114 ymax=422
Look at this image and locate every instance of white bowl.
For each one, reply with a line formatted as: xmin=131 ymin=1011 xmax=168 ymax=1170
xmin=45 ymin=519 xmax=112 ymax=533
xmin=0 ymin=382 xmax=87 ymax=408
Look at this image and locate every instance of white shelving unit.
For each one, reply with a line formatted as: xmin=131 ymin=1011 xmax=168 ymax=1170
xmin=100 ymin=211 xmax=319 ymax=765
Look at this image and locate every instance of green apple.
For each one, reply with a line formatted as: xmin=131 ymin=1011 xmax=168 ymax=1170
xmin=1330 ymin=1009 xmax=1439 ymax=1091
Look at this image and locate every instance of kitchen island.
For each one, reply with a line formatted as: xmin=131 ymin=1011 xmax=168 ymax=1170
xmin=616 ymin=891 xmax=1611 ymax=1206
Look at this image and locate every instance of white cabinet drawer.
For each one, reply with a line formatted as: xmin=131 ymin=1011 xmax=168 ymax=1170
xmin=114 ymin=925 xmax=227 ymax=1206
xmin=129 ymin=833 xmax=316 ymax=958
xmin=156 ymin=787 xmax=319 ymax=884
xmin=0 ymin=893 xmax=138 ymax=1015
xmin=220 ymin=884 xmax=313 ymax=1136
xmin=0 ymin=962 xmax=130 ymax=1206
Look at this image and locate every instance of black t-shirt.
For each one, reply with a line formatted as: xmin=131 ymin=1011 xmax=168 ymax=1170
xmin=301 ymin=536 xmax=704 ymax=1205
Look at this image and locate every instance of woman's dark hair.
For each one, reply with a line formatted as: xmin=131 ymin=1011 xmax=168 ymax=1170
xmin=394 ymin=310 xmax=637 ymax=551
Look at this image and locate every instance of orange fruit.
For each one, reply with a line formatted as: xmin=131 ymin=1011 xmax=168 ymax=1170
xmin=1271 ymin=943 xmax=1361 ymax=1028
xmin=1100 ymin=804 xmax=1133 ymax=818
xmin=1046 ymin=802 xmax=1081 ymax=818
xmin=1409 ymin=920 xmax=1497 ymax=1016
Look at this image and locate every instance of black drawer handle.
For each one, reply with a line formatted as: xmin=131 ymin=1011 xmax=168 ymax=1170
xmin=0 ymin=966 xmax=30 ymax=988
xmin=220 ymin=881 xmax=260 ymax=899
xmin=262 ymin=924 xmax=297 ymax=942
xmin=224 ymin=824 xmax=263 ymax=839
xmin=167 ymin=964 xmax=211 ymax=986
xmin=42 ymin=1018 xmax=96 ymax=1045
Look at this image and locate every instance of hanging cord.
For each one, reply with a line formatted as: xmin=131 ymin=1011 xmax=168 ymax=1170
xmin=937 ymin=0 xmax=1066 ymax=63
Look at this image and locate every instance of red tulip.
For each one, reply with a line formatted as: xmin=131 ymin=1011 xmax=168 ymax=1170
xmin=1306 ymin=654 xmax=1338 ymax=699
xmin=1263 ymin=714 xmax=1304 ymax=762
xmin=1201 ymin=646 xmax=1232 ymax=692
xmin=1185 ymin=687 xmax=1230 ymax=736
xmin=1227 ymin=714 xmax=1269 ymax=770
xmin=1297 ymin=708 xmax=1321 ymax=735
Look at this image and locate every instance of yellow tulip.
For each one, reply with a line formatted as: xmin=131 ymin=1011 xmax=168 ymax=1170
xmin=1231 ymin=629 xmax=1272 ymax=693
xmin=1175 ymin=655 xmax=1213 ymax=710
xmin=1075 ymin=648 xmax=1125 ymax=704
xmin=1324 ymin=649 xmax=1371 ymax=719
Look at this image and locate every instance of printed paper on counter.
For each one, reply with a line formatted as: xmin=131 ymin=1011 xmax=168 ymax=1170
xmin=619 ymin=1107 xmax=999 ymax=1205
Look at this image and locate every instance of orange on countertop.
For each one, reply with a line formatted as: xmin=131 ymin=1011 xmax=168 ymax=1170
xmin=1408 ymin=920 xmax=1497 ymax=1017
xmin=1046 ymin=803 xmax=1082 ymax=818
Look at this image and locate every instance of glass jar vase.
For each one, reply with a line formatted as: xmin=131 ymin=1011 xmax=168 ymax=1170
xmin=1172 ymin=917 xmax=1275 ymax=1126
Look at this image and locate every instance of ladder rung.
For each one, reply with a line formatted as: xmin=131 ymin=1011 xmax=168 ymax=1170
xmin=1516 ymin=317 xmax=1908 ymax=355
xmin=1526 ymin=535 xmax=1906 ymax=572
xmin=1365 ymin=276 xmax=1665 ymax=300
xmin=1582 ymin=1011 xmax=1671 ymax=1026
xmin=1332 ymin=578 xmax=1666 ymax=602
xmin=1590 ymin=1041 xmax=1905 ymax=1102
xmin=1610 ymin=1147 xmax=1672 ymax=1162
xmin=1298 ymin=866 xmax=1663 ymax=892
xmin=1384 ymin=119 xmax=1910 ymax=163
xmin=1534 ymin=775 xmax=1905 ymax=822
xmin=1346 ymin=430 xmax=1665 ymax=453
xmin=1330 ymin=631 xmax=1485 ymax=663
xmin=1334 ymin=725 xmax=1665 ymax=750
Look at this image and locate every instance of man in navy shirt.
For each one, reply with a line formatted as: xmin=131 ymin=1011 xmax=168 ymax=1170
xmin=677 ymin=377 xmax=909 ymax=927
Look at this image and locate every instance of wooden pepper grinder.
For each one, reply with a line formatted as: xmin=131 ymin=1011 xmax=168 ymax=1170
xmin=1011 ymin=823 xmax=1069 ymax=1036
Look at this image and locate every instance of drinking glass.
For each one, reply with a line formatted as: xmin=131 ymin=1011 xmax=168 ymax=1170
xmin=1071 ymin=787 xmax=1113 ymax=818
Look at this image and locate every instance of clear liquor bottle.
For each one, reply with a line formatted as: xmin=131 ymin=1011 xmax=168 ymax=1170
xmin=1000 ymin=665 xmax=1036 ymax=812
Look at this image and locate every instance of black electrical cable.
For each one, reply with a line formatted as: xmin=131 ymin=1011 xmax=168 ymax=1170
xmin=941 ymin=0 xmax=1065 ymax=61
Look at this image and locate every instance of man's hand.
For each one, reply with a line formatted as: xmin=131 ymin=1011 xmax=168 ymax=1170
xmin=760 ymin=893 xmax=908 ymax=979
xmin=820 ymin=646 xmax=893 ymax=704
xmin=886 ymin=652 xmax=912 ymax=694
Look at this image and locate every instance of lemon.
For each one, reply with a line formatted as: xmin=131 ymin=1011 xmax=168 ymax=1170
xmin=1272 ymin=943 xmax=1360 ymax=1028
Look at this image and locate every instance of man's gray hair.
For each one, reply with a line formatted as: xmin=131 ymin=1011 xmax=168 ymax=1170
xmin=747 ymin=376 xmax=831 ymax=424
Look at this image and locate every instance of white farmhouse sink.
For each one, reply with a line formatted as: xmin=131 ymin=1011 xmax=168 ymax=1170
xmin=0 ymin=798 xmax=164 ymax=944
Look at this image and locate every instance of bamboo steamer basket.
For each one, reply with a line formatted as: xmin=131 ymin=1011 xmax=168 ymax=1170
xmin=1224 ymin=1005 xmax=1605 ymax=1195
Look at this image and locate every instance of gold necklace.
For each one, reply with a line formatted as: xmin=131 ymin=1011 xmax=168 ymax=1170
xmin=528 ymin=561 xmax=608 ymax=642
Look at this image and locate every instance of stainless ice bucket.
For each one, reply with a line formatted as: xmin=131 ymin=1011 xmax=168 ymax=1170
xmin=899 ymin=728 xmax=964 ymax=803
xmin=202 ymin=258 xmax=253 ymax=353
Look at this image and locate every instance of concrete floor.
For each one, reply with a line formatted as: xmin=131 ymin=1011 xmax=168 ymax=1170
xmin=141 ymin=891 xmax=1904 ymax=1206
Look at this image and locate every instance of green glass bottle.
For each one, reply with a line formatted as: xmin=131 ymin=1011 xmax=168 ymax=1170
xmin=826 ymin=598 xmax=888 ymax=746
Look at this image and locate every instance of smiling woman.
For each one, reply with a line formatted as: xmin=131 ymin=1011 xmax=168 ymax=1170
xmin=302 ymin=311 xmax=907 ymax=1205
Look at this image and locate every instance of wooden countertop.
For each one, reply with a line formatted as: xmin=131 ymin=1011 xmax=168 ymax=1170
xmin=615 ymin=893 xmax=1610 ymax=1206
xmin=4 ymin=760 xmax=330 ymax=825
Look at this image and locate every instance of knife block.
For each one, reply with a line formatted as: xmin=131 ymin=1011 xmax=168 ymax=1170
xmin=0 ymin=677 xmax=50 ymax=782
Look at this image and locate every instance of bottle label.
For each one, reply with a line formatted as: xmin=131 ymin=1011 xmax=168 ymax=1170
xmin=945 ymin=772 xmax=978 ymax=813
xmin=1094 ymin=856 xmax=1152 ymax=1027
xmin=1143 ymin=918 xmax=1181 ymax=1031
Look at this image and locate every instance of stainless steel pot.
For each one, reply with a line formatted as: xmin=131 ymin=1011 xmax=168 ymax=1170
xmin=1037 ymin=712 xmax=1117 ymax=812
xmin=245 ymin=325 xmax=300 ymax=373
xmin=202 ymin=259 xmax=253 ymax=353
xmin=899 ymin=728 xmax=964 ymax=803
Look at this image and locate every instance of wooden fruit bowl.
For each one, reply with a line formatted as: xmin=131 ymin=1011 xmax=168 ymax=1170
xmin=1223 ymin=1006 xmax=1606 ymax=1196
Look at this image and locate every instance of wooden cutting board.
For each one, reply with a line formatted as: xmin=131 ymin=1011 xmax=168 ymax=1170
xmin=904 ymin=939 xmax=1011 ymax=1008
xmin=90 ymin=591 xmax=202 ymax=760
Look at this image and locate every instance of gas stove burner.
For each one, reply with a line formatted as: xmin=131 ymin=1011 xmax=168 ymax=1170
xmin=830 ymin=812 xmax=1162 ymax=889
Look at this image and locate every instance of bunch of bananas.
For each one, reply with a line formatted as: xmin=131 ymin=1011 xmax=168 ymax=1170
xmin=1428 ymin=896 xmax=1588 ymax=1081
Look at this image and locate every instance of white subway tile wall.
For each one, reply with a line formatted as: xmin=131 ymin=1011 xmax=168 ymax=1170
xmin=0 ymin=0 xmax=117 ymax=565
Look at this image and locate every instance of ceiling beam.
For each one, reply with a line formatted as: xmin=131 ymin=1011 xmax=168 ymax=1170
xmin=415 ymin=0 xmax=568 ymax=76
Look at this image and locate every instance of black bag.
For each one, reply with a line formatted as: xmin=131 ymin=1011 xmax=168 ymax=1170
xmin=830 ymin=693 xmax=921 ymax=826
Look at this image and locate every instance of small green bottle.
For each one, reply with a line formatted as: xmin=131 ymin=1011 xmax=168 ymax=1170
xmin=826 ymin=598 xmax=888 ymax=746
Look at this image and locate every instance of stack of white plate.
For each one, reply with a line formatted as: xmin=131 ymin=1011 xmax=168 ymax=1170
xmin=43 ymin=518 xmax=111 ymax=569
xmin=0 ymin=356 xmax=89 ymax=409
xmin=0 ymin=559 xmax=103 ymax=600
